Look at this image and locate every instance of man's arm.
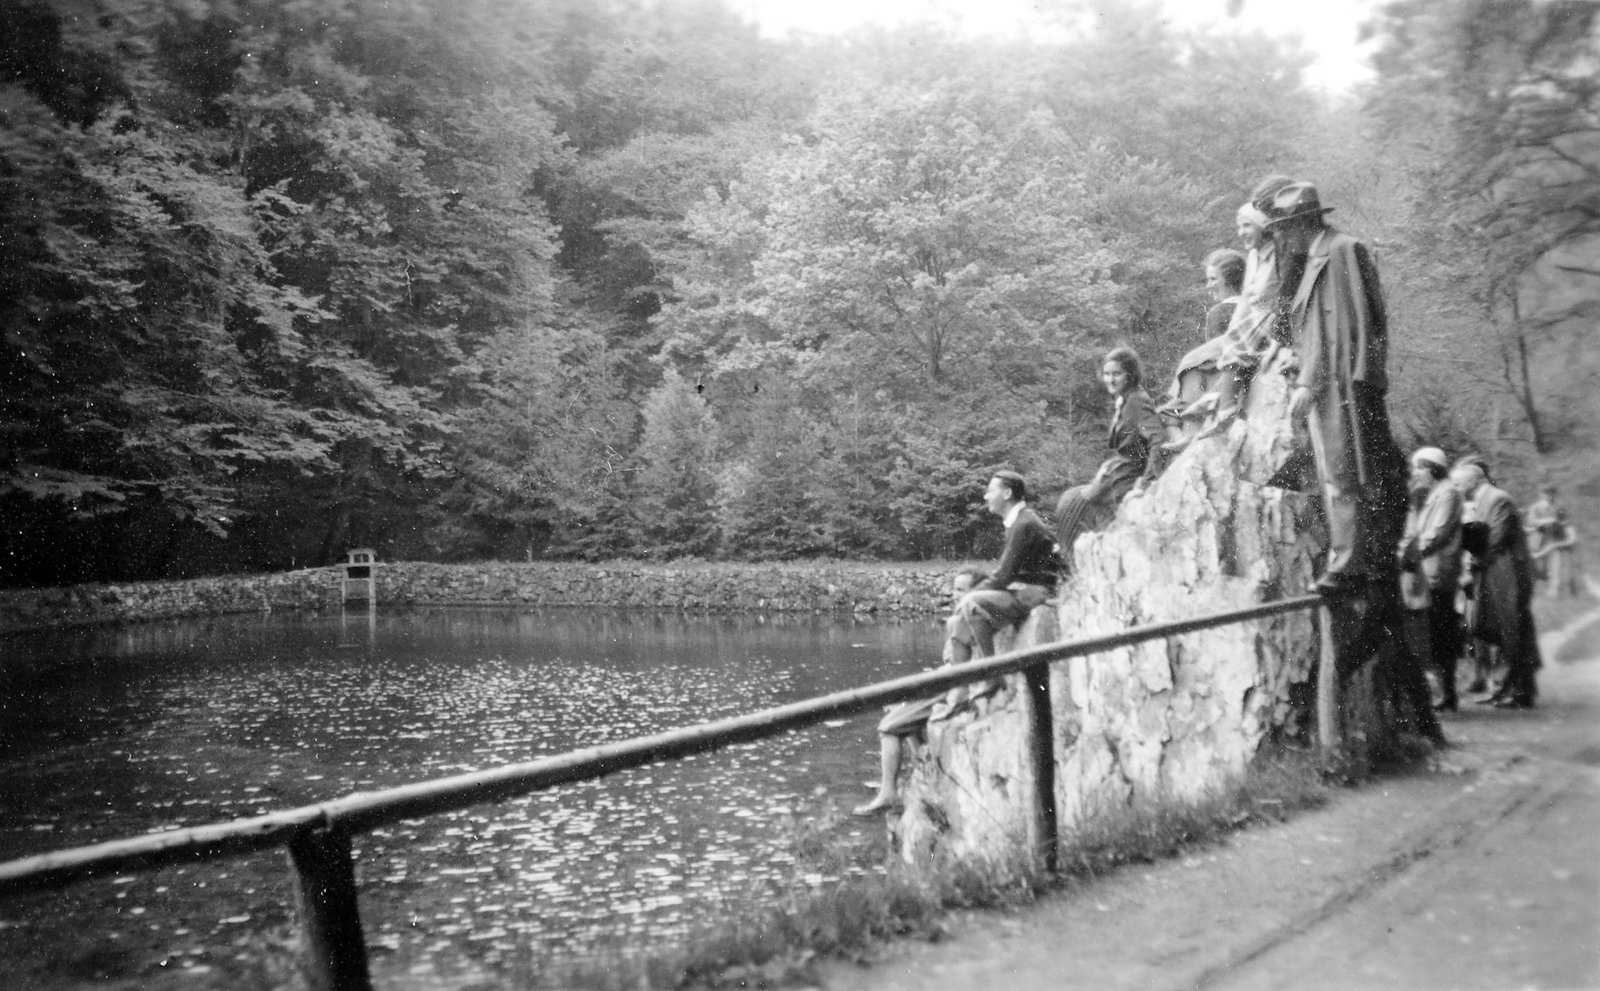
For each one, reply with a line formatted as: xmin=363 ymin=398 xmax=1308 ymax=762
xmin=1481 ymin=491 xmax=1516 ymax=553
xmin=1352 ymin=240 xmax=1387 ymax=384
xmin=978 ymin=521 xmax=1024 ymax=590
xmin=1289 ymin=266 xmax=1324 ymax=423
xmin=1294 ymin=296 xmax=1326 ymax=397
xmin=1133 ymin=394 xmax=1167 ymax=484
xmin=1416 ymin=486 xmax=1463 ymax=557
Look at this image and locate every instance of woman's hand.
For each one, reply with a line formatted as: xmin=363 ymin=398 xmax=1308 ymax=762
xmin=1288 ymin=384 xmax=1312 ymax=422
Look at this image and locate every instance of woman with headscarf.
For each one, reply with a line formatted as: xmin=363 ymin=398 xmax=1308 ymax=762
xmin=1055 ymin=346 xmax=1166 ymax=572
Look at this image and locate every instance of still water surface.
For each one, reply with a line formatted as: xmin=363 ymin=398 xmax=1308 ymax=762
xmin=0 ymin=607 xmax=943 ymax=987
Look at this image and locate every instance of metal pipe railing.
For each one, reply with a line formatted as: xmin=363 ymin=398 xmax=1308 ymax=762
xmin=0 ymin=594 xmax=1320 ymax=989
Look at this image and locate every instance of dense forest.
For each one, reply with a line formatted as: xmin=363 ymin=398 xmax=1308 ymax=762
xmin=2 ymin=0 xmax=1596 ymax=586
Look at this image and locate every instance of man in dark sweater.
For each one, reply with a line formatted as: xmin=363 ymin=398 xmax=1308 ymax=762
xmin=946 ymin=470 xmax=1059 ymax=665
xmin=854 ymin=470 xmax=1056 ymax=815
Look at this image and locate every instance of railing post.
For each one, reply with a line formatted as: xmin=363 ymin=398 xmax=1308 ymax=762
xmin=1024 ymin=661 xmax=1057 ymax=873
xmin=1316 ymin=603 xmax=1341 ymax=752
xmin=287 ymin=825 xmax=373 ymax=991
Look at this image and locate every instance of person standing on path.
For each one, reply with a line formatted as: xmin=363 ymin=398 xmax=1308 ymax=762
xmin=1265 ymin=181 xmax=1407 ymax=598
xmin=1452 ymin=460 xmax=1542 ymax=708
xmin=1525 ymin=485 xmax=1579 ymax=598
xmin=1398 ymin=446 xmax=1465 ymax=710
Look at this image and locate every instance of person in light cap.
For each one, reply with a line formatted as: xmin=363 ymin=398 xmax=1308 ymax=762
xmin=1450 ymin=459 xmax=1541 ymax=707
xmin=1398 ymin=446 xmax=1465 ymax=709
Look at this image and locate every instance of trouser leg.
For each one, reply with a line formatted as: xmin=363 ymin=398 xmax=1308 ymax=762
xmin=1306 ymin=402 xmax=1368 ymax=579
xmin=1306 ymin=386 xmax=1401 ymax=581
xmin=1401 ymin=608 xmax=1437 ymax=704
xmin=1467 ymin=636 xmax=1494 ymax=692
xmin=876 ymin=735 xmax=900 ymax=799
xmin=1503 ymin=608 xmax=1541 ymax=705
xmin=945 ymin=590 xmax=1030 ymax=702
xmin=945 ymin=590 xmax=1027 ymax=661
xmin=1392 ymin=629 xmax=1444 ymax=740
xmin=1320 ymin=479 xmax=1366 ymax=576
xmin=1428 ymin=599 xmax=1460 ymax=707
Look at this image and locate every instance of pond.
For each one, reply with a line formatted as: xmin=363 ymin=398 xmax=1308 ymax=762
xmin=0 ymin=606 xmax=945 ymax=989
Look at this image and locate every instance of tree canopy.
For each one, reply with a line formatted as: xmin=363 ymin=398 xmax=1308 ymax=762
xmin=1 ymin=0 xmax=1592 ymax=585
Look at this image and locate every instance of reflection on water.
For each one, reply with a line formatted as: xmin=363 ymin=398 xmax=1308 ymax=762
xmin=0 ymin=607 xmax=942 ymax=987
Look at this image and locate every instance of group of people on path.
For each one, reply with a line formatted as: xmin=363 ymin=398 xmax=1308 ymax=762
xmin=1402 ymin=451 xmax=1549 ymax=711
xmin=854 ymin=174 xmax=1574 ymax=816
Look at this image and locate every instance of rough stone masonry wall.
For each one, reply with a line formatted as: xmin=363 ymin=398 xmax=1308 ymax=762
xmin=893 ymin=608 xmax=1059 ymax=876
xmin=895 ymin=350 xmax=1324 ymax=871
xmin=1050 ymin=351 xmax=1321 ymax=835
xmin=0 ymin=562 xmax=957 ymax=635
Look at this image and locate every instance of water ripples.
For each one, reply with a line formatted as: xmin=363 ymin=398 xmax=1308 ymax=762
xmin=0 ymin=607 xmax=941 ymax=987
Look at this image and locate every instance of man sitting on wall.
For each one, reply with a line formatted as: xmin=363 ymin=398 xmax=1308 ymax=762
xmin=853 ymin=470 xmax=1058 ymax=815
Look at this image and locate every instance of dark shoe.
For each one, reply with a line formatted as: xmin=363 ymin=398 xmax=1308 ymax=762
xmin=1465 ymin=679 xmax=1487 ymax=694
xmin=1314 ymin=572 xmax=1367 ymax=598
xmin=1493 ymin=696 xmax=1534 ymax=710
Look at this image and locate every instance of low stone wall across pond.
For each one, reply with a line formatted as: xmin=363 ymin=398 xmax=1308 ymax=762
xmin=0 ymin=561 xmax=958 ymax=635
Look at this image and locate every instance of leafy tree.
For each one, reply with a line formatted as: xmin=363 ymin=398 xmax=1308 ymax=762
xmin=710 ymin=374 xmax=856 ymax=559
xmin=1 ymin=0 xmax=574 ymax=580
xmin=440 ymin=313 xmax=639 ymax=561
xmin=633 ymin=368 xmax=719 ymax=558
xmin=1369 ymin=0 xmax=1600 ymax=456
xmin=0 ymin=0 xmax=1372 ymax=578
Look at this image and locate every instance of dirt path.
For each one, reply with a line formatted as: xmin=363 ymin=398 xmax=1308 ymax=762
xmin=817 ymin=601 xmax=1600 ymax=991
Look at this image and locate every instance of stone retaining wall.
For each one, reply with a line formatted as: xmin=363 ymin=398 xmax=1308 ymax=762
xmin=0 ymin=562 xmax=956 ymax=635
xmin=892 ymin=351 xmax=1325 ymax=873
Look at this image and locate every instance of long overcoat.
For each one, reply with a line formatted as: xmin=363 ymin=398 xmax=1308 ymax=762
xmin=1288 ymin=227 xmax=1404 ymax=578
xmin=1290 ymin=228 xmax=1389 ymax=489
xmin=1465 ymin=483 xmax=1538 ymax=657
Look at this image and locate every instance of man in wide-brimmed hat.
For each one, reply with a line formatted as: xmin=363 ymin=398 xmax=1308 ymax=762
xmin=1264 ymin=181 xmax=1408 ymax=599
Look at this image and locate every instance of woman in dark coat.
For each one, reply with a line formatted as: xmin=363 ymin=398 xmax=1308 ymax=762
xmin=1055 ymin=346 xmax=1166 ymax=571
xmin=1452 ymin=460 xmax=1541 ymax=707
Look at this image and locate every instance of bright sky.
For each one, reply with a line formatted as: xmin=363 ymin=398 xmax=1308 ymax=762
xmin=729 ymin=0 xmax=1381 ymax=93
